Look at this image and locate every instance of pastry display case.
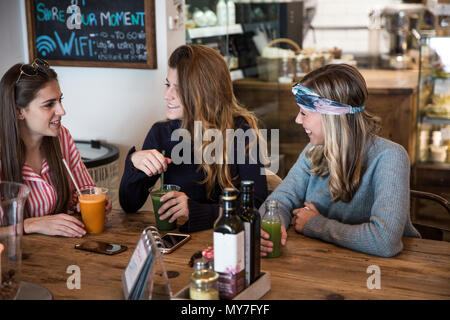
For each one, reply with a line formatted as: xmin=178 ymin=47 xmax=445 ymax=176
xmin=413 ymin=34 xmax=450 ymax=239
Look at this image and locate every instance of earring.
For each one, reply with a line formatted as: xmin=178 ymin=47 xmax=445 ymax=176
xmin=16 ymin=109 xmax=24 ymax=120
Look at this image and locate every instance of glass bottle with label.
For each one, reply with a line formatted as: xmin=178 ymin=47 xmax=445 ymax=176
xmin=237 ymin=180 xmax=261 ymax=287
xmin=213 ymin=188 xmax=245 ymax=299
xmin=261 ymin=199 xmax=282 ymax=258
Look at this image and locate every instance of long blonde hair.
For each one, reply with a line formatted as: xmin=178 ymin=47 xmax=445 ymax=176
xmin=168 ymin=45 xmax=262 ymax=199
xmin=301 ymin=64 xmax=381 ymax=202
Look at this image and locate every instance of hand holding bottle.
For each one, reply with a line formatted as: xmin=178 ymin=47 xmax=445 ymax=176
xmin=260 ymin=199 xmax=284 ymax=258
xmin=260 ymin=226 xmax=287 ymax=257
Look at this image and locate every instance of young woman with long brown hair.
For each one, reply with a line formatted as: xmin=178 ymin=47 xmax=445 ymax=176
xmin=260 ymin=64 xmax=420 ymax=257
xmin=119 ymin=45 xmax=268 ymax=232
xmin=0 ymin=60 xmax=111 ymax=237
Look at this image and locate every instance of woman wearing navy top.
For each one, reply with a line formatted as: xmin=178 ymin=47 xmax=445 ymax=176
xmin=119 ymin=45 xmax=268 ymax=233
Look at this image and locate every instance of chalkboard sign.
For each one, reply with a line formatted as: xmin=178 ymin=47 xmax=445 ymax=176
xmin=25 ymin=0 xmax=157 ymax=69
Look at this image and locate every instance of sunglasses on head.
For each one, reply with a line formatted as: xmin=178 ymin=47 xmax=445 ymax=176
xmin=16 ymin=58 xmax=50 ymax=84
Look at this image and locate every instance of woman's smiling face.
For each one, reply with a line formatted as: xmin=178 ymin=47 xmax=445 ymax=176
xmin=164 ymin=68 xmax=184 ymax=120
xmin=295 ymin=107 xmax=324 ymax=146
xmin=18 ymin=79 xmax=65 ymax=139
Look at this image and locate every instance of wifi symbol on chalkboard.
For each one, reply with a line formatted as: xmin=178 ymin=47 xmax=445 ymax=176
xmin=36 ymin=35 xmax=57 ymax=57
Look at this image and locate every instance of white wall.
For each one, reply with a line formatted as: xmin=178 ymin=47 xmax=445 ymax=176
xmin=0 ymin=0 xmax=186 ymax=209
xmin=0 ymin=0 xmax=27 ymax=75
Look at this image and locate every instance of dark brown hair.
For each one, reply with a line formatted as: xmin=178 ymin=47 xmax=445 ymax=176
xmin=0 ymin=63 xmax=71 ymax=215
xmin=168 ymin=45 xmax=262 ymax=199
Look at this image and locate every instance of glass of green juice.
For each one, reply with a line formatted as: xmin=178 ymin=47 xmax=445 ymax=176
xmin=261 ymin=199 xmax=282 ymax=258
xmin=150 ymin=184 xmax=181 ymax=231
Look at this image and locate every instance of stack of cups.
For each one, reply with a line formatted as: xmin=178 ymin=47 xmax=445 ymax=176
xmin=430 ymin=130 xmax=448 ymax=163
xmin=419 ymin=130 xmax=429 ymax=162
xmin=432 ymin=131 xmax=442 ymax=147
xmin=443 ymin=126 xmax=450 ymax=163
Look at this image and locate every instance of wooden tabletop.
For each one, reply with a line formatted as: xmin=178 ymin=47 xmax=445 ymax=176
xmin=21 ymin=210 xmax=450 ymax=300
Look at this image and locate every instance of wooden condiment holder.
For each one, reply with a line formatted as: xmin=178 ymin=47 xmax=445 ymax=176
xmin=173 ymin=271 xmax=270 ymax=300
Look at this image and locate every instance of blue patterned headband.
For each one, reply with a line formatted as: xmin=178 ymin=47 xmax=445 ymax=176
xmin=292 ymin=84 xmax=365 ymax=115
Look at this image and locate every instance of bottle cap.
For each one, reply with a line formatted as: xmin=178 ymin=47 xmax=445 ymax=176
xmin=202 ymin=246 xmax=214 ymax=259
xmin=240 ymin=180 xmax=254 ymax=191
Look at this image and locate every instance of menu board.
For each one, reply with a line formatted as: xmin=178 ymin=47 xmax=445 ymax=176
xmin=25 ymin=0 xmax=157 ymax=69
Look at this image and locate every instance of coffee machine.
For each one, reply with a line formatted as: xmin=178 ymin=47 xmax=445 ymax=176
xmin=379 ymin=3 xmax=426 ymax=69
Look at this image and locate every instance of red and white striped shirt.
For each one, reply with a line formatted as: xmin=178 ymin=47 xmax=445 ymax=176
xmin=0 ymin=126 xmax=95 ymax=217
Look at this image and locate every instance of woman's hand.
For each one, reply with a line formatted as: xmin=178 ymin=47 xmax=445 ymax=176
xmin=260 ymin=226 xmax=287 ymax=257
xmin=158 ymin=191 xmax=190 ymax=223
xmin=105 ymin=199 xmax=112 ymax=215
xmin=130 ymin=149 xmax=172 ymax=176
xmin=293 ymin=202 xmax=319 ymax=234
xmin=24 ymin=214 xmax=86 ymax=237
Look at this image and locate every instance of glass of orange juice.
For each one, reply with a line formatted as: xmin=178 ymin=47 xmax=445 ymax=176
xmin=78 ymin=187 xmax=108 ymax=234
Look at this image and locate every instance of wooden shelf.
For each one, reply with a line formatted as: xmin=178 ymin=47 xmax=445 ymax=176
xmin=187 ymin=24 xmax=243 ymax=39
xmin=422 ymin=116 xmax=450 ymax=125
xmin=415 ymin=162 xmax=450 ymax=170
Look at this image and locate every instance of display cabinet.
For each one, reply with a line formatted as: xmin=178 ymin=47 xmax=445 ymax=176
xmin=413 ymin=35 xmax=450 ymax=239
xmin=184 ymin=0 xmax=313 ymax=177
xmin=184 ymin=0 xmax=311 ymax=80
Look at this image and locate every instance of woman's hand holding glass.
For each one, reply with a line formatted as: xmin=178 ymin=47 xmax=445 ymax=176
xmin=158 ymin=191 xmax=190 ymax=223
xmin=131 ymin=149 xmax=172 ymax=176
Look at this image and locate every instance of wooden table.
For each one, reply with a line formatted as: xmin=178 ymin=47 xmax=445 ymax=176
xmin=21 ymin=210 xmax=450 ymax=300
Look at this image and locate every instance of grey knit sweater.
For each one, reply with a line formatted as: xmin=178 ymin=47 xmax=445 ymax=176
xmin=259 ymin=136 xmax=421 ymax=257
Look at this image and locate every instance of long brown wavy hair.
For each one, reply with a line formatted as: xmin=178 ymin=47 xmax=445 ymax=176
xmin=168 ymin=45 xmax=262 ymax=199
xmin=0 ymin=63 xmax=71 ymax=215
xmin=300 ymin=64 xmax=381 ymax=202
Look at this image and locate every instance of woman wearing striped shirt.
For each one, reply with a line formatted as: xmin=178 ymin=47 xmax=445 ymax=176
xmin=0 ymin=60 xmax=111 ymax=237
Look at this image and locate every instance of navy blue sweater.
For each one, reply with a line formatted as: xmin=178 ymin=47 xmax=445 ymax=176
xmin=119 ymin=119 xmax=268 ymax=233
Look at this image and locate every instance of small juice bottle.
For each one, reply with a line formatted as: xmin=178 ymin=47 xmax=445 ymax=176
xmin=261 ymin=199 xmax=282 ymax=258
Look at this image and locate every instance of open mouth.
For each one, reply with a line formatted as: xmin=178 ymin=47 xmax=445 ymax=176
xmin=305 ymin=129 xmax=312 ymax=136
xmin=168 ymin=104 xmax=180 ymax=109
xmin=50 ymin=120 xmax=61 ymax=126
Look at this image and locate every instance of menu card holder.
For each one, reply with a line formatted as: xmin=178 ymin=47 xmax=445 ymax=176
xmin=121 ymin=226 xmax=172 ymax=300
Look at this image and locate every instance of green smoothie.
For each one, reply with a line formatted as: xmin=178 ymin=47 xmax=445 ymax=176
xmin=150 ymin=184 xmax=180 ymax=231
xmin=261 ymin=219 xmax=281 ymax=258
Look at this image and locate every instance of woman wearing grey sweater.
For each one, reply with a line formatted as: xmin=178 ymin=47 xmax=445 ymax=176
xmin=260 ymin=64 xmax=420 ymax=258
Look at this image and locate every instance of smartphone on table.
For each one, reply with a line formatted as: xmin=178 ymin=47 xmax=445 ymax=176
xmin=75 ymin=240 xmax=127 ymax=255
xmin=159 ymin=233 xmax=191 ymax=254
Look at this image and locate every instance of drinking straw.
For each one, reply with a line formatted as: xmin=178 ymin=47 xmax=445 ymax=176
xmin=160 ymin=150 xmax=165 ymax=191
xmin=62 ymin=158 xmax=81 ymax=195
